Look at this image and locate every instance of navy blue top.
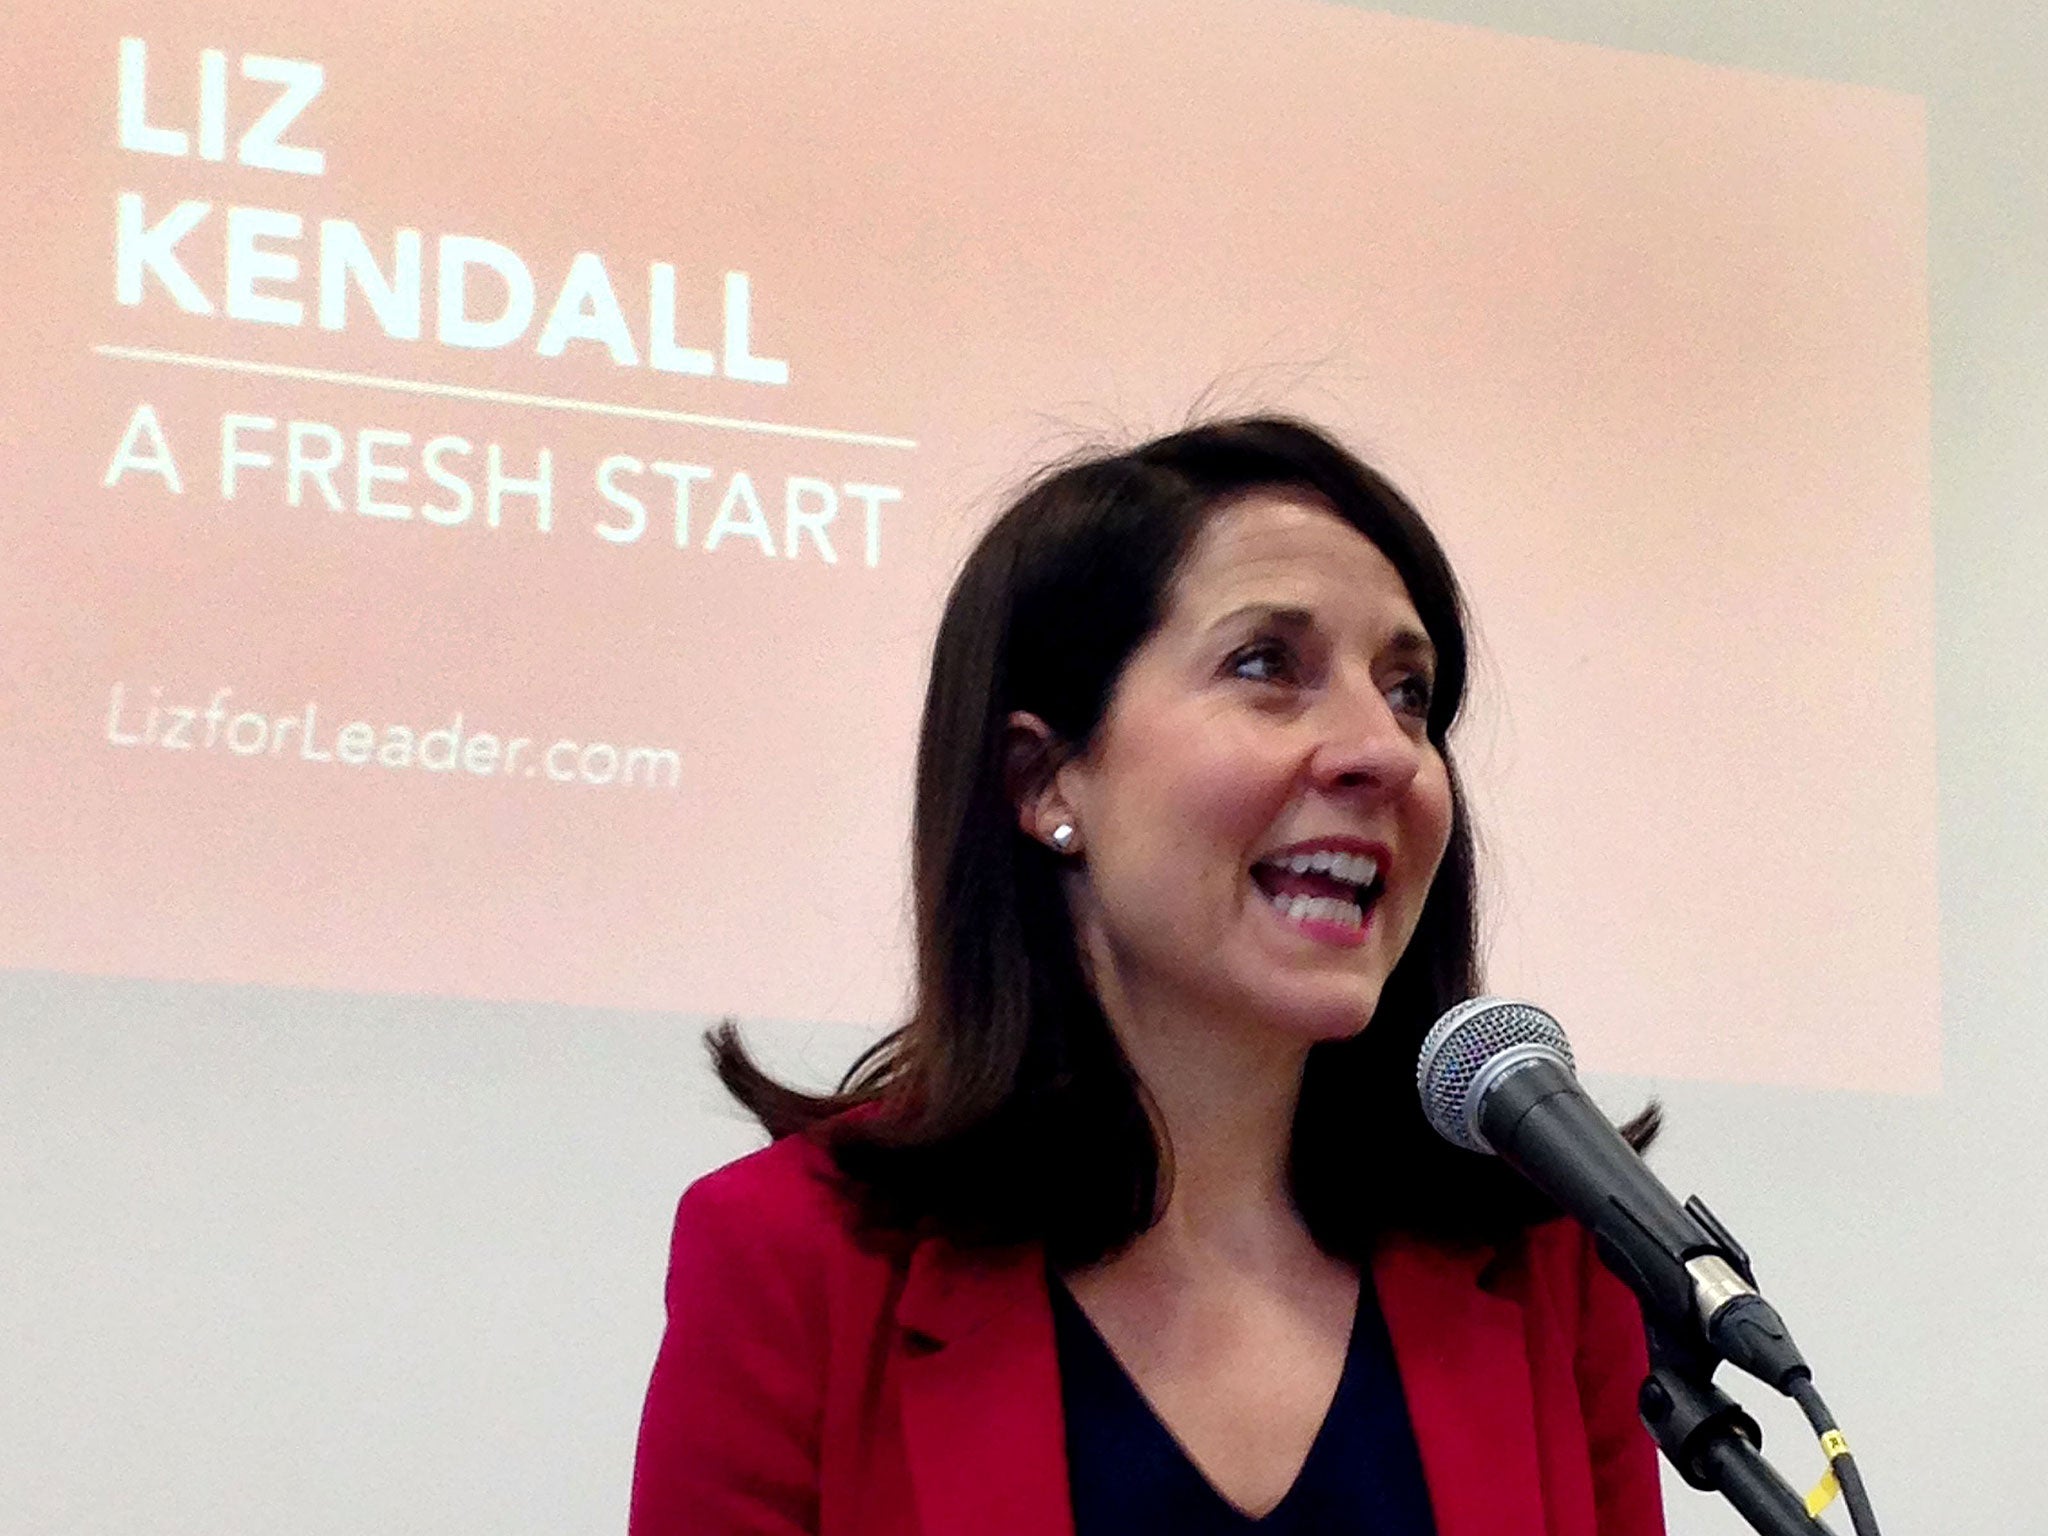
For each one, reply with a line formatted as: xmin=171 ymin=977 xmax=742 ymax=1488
xmin=1051 ymin=1273 xmax=1438 ymax=1535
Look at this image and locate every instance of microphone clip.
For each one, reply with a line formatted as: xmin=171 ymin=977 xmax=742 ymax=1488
xmin=1633 ymin=1201 xmax=1837 ymax=1536
xmin=1637 ymin=1313 xmax=1836 ymax=1535
xmin=1684 ymin=1194 xmax=1758 ymax=1285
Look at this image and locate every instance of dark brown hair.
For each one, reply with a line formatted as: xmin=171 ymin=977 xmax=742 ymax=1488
xmin=711 ymin=416 xmax=1652 ymax=1264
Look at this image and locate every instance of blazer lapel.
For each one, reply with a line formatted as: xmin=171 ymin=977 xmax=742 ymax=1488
xmin=1375 ymin=1233 xmax=1547 ymax=1536
xmin=896 ymin=1237 xmax=1074 ymax=1536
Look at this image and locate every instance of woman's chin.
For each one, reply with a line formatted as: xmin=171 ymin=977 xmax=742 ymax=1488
xmin=1239 ymin=974 xmax=1388 ymax=1045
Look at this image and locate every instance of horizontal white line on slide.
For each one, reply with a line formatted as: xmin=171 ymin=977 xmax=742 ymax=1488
xmin=91 ymin=344 xmax=920 ymax=451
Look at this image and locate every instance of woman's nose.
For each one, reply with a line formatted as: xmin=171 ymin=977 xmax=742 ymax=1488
xmin=1307 ymin=676 xmax=1424 ymax=794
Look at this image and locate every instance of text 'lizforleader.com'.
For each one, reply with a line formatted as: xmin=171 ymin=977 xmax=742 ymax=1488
xmin=105 ymin=683 xmax=683 ymax=791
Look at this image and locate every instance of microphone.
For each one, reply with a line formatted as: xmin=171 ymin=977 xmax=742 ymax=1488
xmin=1416 ymin=997 xmax=1810 ymax=1394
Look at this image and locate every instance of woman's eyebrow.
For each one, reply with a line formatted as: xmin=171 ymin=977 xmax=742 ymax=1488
xmin=1385 ymin=627 xmax=1438 ymax=670
xmin=1205 ymin=602 xmax=1315 ymax=637
xmin=1204 ymin=605 xmax=1436 ymax=668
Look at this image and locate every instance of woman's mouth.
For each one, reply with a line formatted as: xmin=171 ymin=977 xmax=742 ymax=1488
xmin=1249 ymin=848 xmax=1386 ymax=943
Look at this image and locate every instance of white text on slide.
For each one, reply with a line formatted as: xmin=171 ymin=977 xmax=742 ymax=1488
xmin=102 ymin=404 xmax=900 ymax=565
xmin=105 ymin=683 xmax=683 ymax=790
xmin=113 ymin=38 xmax=791 ymax=384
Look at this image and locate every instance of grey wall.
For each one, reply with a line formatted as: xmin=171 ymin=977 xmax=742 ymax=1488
xmin=2 ymin=984 xmax=841 ymax=1535
xmin=6 ymin=3 xmax=2042 ymax=1533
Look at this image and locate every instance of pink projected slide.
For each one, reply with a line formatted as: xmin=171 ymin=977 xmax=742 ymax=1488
xmin=0 ymin=2 xmax=1933 ymax=1089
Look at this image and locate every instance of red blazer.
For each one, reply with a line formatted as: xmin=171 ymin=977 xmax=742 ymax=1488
xmin=631 ymin=1133 xmax=1666 ymax=1536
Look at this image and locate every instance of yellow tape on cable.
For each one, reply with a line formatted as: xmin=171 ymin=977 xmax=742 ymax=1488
xmin=1804 ymin=1469 xmax=1841 ymax=1517
xmin=1805 ymin=1428 xmax=1852 ymax=1517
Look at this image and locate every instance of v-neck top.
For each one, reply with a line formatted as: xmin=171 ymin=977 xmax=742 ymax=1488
xmin=1050 ymin=1273 xmax=1438 ymax=1535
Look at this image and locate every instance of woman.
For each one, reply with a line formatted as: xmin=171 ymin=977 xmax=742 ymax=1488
xmin=630 ymin=418 xmax=1665 ymax=1535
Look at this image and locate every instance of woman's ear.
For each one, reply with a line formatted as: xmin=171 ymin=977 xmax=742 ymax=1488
xmin=1004 ymin=710 xmax=1078 ymax=850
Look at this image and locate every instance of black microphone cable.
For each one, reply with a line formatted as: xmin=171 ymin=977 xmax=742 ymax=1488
xmin=1786 ymin=1376 xmax=1881 ymax=1536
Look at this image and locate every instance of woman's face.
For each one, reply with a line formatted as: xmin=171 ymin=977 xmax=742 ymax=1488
xmin=1037 ymin=491 xmax=1455 ymax=1044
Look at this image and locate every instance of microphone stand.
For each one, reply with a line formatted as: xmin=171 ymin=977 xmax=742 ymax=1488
xmin=1638 ymin=1313 xmax=1835 ymax=1536
xmin=1631 ymin=1200 xmax=1837 ymax=1536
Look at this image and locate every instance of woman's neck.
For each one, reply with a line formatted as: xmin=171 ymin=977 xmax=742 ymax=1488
xmin=1101 ymin=990 xmax=1320 ymax=1279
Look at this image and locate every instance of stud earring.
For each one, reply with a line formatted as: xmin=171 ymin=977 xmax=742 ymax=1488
xmin=1049 ymin=823 xmax=1077 ymax=854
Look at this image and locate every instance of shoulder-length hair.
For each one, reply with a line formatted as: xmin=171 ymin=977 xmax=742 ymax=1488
xmin=712 ymin=416 xmax=1651 ymax=1265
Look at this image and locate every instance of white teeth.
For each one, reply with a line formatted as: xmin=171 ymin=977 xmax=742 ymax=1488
xmin=1273 ymin=850 xmax=1381 ymax=886
xmin=1270 ymin=890 xmax=1364 ymax=929
xmin=1335 ymin=851 xmax=1379 ymax=886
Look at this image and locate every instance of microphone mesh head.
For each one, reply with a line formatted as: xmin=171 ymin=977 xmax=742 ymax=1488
xmin=1416 ymin=997 xmax=1575 ymax=1153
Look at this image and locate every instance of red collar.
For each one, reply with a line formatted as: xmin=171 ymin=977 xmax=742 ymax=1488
xmin=892 ymin=1229 xmax=1546 ymax=1536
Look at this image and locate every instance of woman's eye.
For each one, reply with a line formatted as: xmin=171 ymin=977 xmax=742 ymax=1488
xmin=1387 ymin=673 xmax=1434 ymax=720
xmin=1227 ymin=640 xmax=1298 ymax=684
